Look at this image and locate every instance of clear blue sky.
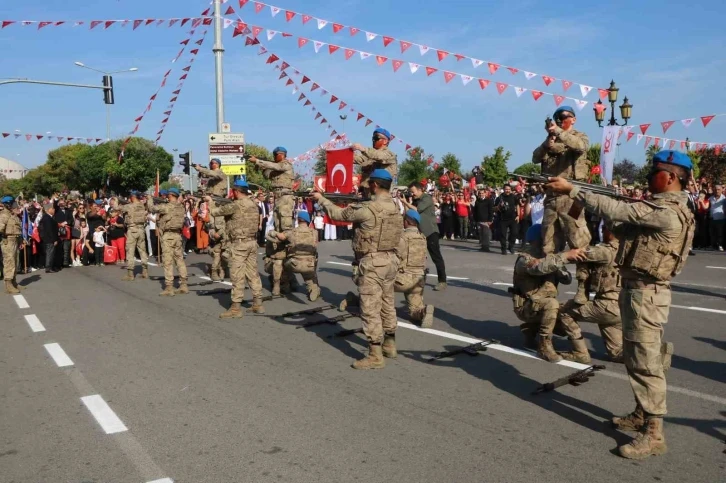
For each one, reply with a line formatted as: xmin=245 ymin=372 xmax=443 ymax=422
xmin=2 ymin=0 xmax=725 ymax=178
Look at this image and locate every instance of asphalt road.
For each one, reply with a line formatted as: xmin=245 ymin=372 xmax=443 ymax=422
xmin=1 ymin=238 xmax=725 ymax=483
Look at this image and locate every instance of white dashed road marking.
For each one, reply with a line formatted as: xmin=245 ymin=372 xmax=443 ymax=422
xmin=44 ymin=343 xmax=74 ymax=367
xmin=671 ymin=304 xmax=726 ymax=315
xmin=24 ymin=314 xmax=45 ymax=332
xmin=81 ymin=395 xmax=128 ymax=434
xmin=146 ymin=479 xmax=174 ymax=483
xmin=706 ymin=266 xmax=726 ymax=269
xmin=13 ymin=294 xmax=29 ymax=309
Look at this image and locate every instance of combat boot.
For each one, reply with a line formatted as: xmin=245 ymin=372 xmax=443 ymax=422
xmin=339 ymin=291 xmax=358 ymax=312
xmin=12 ymin=278 xmax=24 ymax=291
xmin=175 ymin=281 xmax=189 ymax=295
xmin=210 ymin=268 xmax=222 ymax=283
xmin=420 ymin=305 xmax=435 ymax=328
xmin=308 ymin=284 xmax=320 ymax=302
xmin=558 ymin=337 xmax=591 ymax=364
xmin=537 ymin=336 xmax=563 ymax=363
xmin=612 ymin=404 xmax=646 ymax=431
xmin=251 ymin=298 xmax=265 ymax=314
xmin=141 ymin=267 xmax=149 ymax=279
xmin=573 ymin=281 xmax=588 ymax=305
xmin=352 ymin=343 xmax=385 ymax=370
xmin=159 ymin=285 xmax=175 ymax=297
xmin=5 ymin=280 xmax=20 ymax=295
xmin=434 ymin=282 xmax=447 ymax=292
xmin=382 ymin=333 xmax=397 ymax=359
xmin=618 ymin=417 xmax=667 ymax=460
xmin=219 ymin=302 xmax=244 ymax=319
xmin=272 ymin=281 xmax=281 ymax=296
xmin=661 ymin=342 xmax=674 ymax=372
xmin=121 ymin=270 xmax=135 ymax=281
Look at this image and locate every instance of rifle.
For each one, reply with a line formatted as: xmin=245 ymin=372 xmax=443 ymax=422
xmin=296 ymin=312 xmax=358 ymax=329
xmin=426 ymin=339 xmax=499 ymax=362
xmin=327 ymin=327 xmax=363 ymax=339
xmin=531 ymin=364 xmax=606 ymax=395
xmin=292 ymin=191 xmax=369 ymax=204
xmin=280 ymin=304 xmax=337 ymax=318
xmin=151 ymin=196 xmax=169 ymax=204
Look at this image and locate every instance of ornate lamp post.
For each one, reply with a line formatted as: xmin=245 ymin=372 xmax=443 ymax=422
xmin=593 ymin=80 xmax=632 ymax=127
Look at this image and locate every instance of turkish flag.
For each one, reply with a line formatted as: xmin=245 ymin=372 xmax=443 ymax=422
xmin=314 ymin=175 xmax=327 ymax=192
xmin=326 ymin=148 xmax=354 ymax=194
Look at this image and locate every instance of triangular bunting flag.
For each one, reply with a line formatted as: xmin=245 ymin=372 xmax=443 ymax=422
xmin=425 ymin=66 xmax=437 ymax=76
xmin=627 ymin=132 xmax=635 ymax=142
xmin=349 ymin=26 xmax=359 ymax=36
xmin=339 ymin=101 xmax=347 ymax=110
xmin=507 ymin=67 xmax=518 ymax=75
xmin=681 ymin=118 xmax=694 ymax=128
xmin=302 ymin=14 xmax=312 ymax=24
xmin=285 ymin=79 xmax=293 ymax=86
xmin=574 ymin=99 xmax=588 ymax=110
xmin=669 ymin=140 xmax=676 ymax=149
xmin=639 ymin=123 xmax=650 ymax=135
xmin=225 ymin=5 xmax=235 ymax=14
xmin=392 ymin=60 xmax=403 ymax=72
xmin=400 ymin=41 xmax=411 ymax=53
xmin=38 ymin=21 xmax=51 ymax=29
xmin=542 ymin=75 xmax=554 ymax=86
xmin=376 ymin=55 xmax=388 ymax=65
xmin=330 ymin=95 xmax=338 ymax=103
xmin=317 ymin=19 xmax=327 ymax=29
xmin=328 ymin=44 xmax=340 ymax=54
xmin=271 ymin=7 xmax=281 ymax=17
xmin=254 ymin=2 xmax=264 ymax=13
xmin=471 ymin=58 xmax=483 ymax=68
xmin=419 ymin=45 xmax=429 ymax=56
xmin=553 ymin=95 xmax=565 ymax=106
xmin=645 ymin=136 xmax=652 ymax=148
xmin=579 ymin=85 xmax=592 ymax=97
xmin=90 ymin=20 xmax=102 ymax=29
xmin=365 ymin=31 xmax=376 ymax=42
xmin=285 ymin=11 xmax=295 ymax=21
xmin=357 ymin=113 xmax=364 ymax=121
xmin=562 ymin=80 xmax=572 ymax=91
xmin=437 ymin=50 xmax=449 ymax=61
xmin=344 ymin=48 xmax=354 ymax=60
xmin=252 ymin=26 xmax=263 ymax=37
xmin=359 ymin=51 xmax=371 ymax=60
xmin=313 ymin=41 xmax=324 ymax=53
xmin=409 ymin=63 xmax=420 ymax=74
xmin=488 ymin=63 xmax=499 ymax=74
xmin=496 ymin=82 xmax=508 ymax=95
xmin=531 ymin=90 xmax=543 ymax=101
xmin=301 ymin=76 xmax=310 ymax=84
xmin=310 ymin=82 xmax=319 ymax=91
xmin=701 ymin=115 xmax=715 ymax=127
xmin=636 ymin=134 xmax=643 ymax=145
xmin=478 ymin=79 xmax=490 ymax=90
xmin=661 ymin=121 xmax=674 ymax=134
xmin=461 ymin=75 xmax=473 ymax=86
xmin=443 ymin=71 xmax=455 ymax=83
xmin=266 ymin=29 xmax=277 ymax=40
xmin=514 ymin=87 xmax=525 ymax=97
xmin=598 ymin=88 xmax=608 ymax=99
xmin=332 ymin=23 xmax=343 ymax=33
xmin=365 ymin=119 xmax=372 ymax=127
xmin=298 ymin=37 xmax=308 ymax=48
xmin=265 ymin=54 xmax=279 ymax=64
xmin=523 ymin=71 xmax=536 ymax=80
xmin=383 ymin=36 xmax=394 ymax=47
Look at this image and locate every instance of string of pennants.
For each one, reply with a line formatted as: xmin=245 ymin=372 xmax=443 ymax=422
xmin=1 ymin=132 xmax=103 ymax=144
xmin=0 ymin=17 xmax=212 ymax=30
xmin=291 ymin=135 xmax=349 ymax=163
xmin=233 ymin=20 xmax=590 ymax=109
xmin=635 ymin=113 xmax=725 ymax=135
xmin=617 ymin=126 xmax=725 ymax=153
xmin=232 ymin=0 xmax=604 ymax=97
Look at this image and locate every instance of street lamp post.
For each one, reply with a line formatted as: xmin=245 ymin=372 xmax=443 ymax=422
xmin=74 ymin=62 xmax=138 ymax=140
xmin=593 ymin=80 xmax=633 ymax=127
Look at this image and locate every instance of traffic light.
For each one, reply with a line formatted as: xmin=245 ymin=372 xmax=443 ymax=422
xmin=179 ymin=152 xmax=191 ymax=175
xmin=102 ymin=75 xmax=114 ymax=105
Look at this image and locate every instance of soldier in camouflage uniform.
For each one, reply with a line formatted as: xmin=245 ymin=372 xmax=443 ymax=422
xmin=268 ymin=211 xmax=321 ymax=302
xmin=314 ymin=169 xmax=403 ymax=370
xmin=351 ymin=128 xmax=398 ymax=195
xmin=147 ymin=188 xmax=189 ymax=296
xmin=248 ymin=147 xmax=294 ymax=232
xmin=205 ymin=179 xmax=265 ymax=319
xmin=547 ymin=150 xmax=695 ymax=460
xmin=194 ymin=158 xmax=228 ymax=197
xmin=263 ymin=235 xmax=289 ymax=296
xmin=512 ymin=224 xmax=589 ymax=363
xmin=208 ymin=211 xmax=229 ymax=281
xmin=116 ymin=191 xmax=149 ymax=281
xmin=558 ymin=223 xmax=623 ymax=362
xmin=532 ymin=106 xmax=591 ymax=305
xmin=0 ymin=196 xmax=22 ymax=294
xmin=340 ymin=209 xmax=434 ymax=328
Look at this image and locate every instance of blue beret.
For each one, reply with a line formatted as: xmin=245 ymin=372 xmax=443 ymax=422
xmin=652 ymin=150 xmax=692 ymax=171
xmin=404 ymin=209 xmax=421 ymax=224
xmin=272 ymin=146 xmax=287 ymax=155
xmin=1 ymin=196 xmax=14 ymax=204
xmin=369 ymin=169 xmax=392 ymax=182
xmin=297 ymin=211 xmax=311 ymax=223
xmin=129 ymin=190 xmax=140 ymax=196
xmin=210 ymin=158 xmax=221 ymax=165
xmin=373 ymin=128 xmax=391 ymax=139
xmin=159 ymin=189 xmax=168 ymax=196
xmin=168 ymin=188 xmax=180 ymax=196
xmin=553 ymin=106 xmax=576 ymax=118
xmin=526 ymin=224 xmax=542 ymax=243
xmin=233 ymin=179 xmax=249 ymax=189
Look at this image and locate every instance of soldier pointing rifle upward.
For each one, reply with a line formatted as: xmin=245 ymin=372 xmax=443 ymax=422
xmin=147 ymin=188 xmax=189 ymax=297
xmin=247 ymin=147 xmax=295 ymax=232
xmin=351 ymin=128 xmax=398 ymax=197
xmin=193 ymin=158 xmax=227 ymax=197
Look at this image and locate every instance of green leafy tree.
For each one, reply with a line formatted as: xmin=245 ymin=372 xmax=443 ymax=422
xmin=480 ymin=146 xmax=511 ymax=187
xmin=243 ymin=143 xmax=273 ymax=189
xmin=160 ymin=180 xmax=182 ymax=191
xmin=587 ymin=143 xmax=601 ymax=169
xmin=687 ymin=151 xmax=701 ymax=179
xmin=612 ymin=158 xmax=639 ymax=184
xmin=104 ymin=138 xmax=173 ymax=193
xmin=512 ymin=162 xmax=541 ymax=176
xmin=398 ymin=146 xmax=432 ymax=186
xmin=314 ymin=148 xmax=327 ymax=176
xmin=696 ymin=148 xmax=726 ymax=184
xmin=432 ymin=152 xmax=461 ymax=178
xmin=75 ymin=142 xmax=114 ymax=193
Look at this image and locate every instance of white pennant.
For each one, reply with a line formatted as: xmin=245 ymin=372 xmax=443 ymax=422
xmin=471 ymin=58 xmax=483 ymax=68
xmin=73 ymin=21 xmax=83 ymax=27
xmin=579 ymin=85 xmax=592 ymax=98
xmin=514 ymin=86 xmax=525 ymax=97
xmin=523 ymin=71 xmax=536 ymax=80
xmin=365 ymin=31 xmax=377 ymax=42
xmin=317 ymin=19 xmax=327 ymax=29
xmin=418 ymin=45 xmax=429 ymax=56
xmin=574 ymin=99 xmax=588 ymax=110
xmin=223 ymin=18 xmax=233 ymax=28
xmin=266 ymin=29 xmax=277 ymax=40
xmin=320 ymin=89 xmax=328 ymax=96
xmin=313 ymin=41 xmax=324 ymax=53
xmin=688 ymin=141 xmax=694 ymax=150
xmin=662 ymin=138 xmax=669 ymax=147
xmin=271 ymin=6 xmax=281 ymax=17
xmin=461 ymin=75 xmax=474 ymax=86
xmin=636 ymin=134 xmax=643 ymax=145
xmin=359 ymin=51 xmax=371 ymax=60
xmin=292 ymin=87 xmax=299 ymax=94
xmin=409 ymin=62 xmax=420 ymax=74
xmin=681 ymin=118 xmax=694 ymax=128
xmin=258 ymin=46 xmax=267 ymax=55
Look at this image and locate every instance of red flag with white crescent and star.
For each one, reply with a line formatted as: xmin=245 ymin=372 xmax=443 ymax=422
xmin=326 ymin=148 xmax=354 ymax=194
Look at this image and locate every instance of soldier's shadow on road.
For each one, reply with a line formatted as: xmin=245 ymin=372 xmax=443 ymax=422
xmin=666 ymin=410 xmax=726 ymax=444
xmin=693 ymin=336 xmax=726 ymax=351
xmin=399 ymin=347 xmax=631 ymax=447
xmin=17 ymin=274 xmax=41 ymax=287
xmin=431 ymin=306 xmax=523 ymax=348
xmin=670 ymin=283 xmax=726 ymax=299
xmin=670 ymin=354 xmax=726 ymax=385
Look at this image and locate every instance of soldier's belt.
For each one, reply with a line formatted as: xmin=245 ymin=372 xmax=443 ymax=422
xmin=4 ymin=235 xmax=19 ymax=238
xmin=229 ymin=237 xmax=256 ymax=242
xmin=622 ymin=279 xmax=664 ymax=290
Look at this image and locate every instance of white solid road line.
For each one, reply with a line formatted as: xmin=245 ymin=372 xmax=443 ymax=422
xmin=81 ymin=395 xmax=128 ymax=434
xmin=43 ymin=343 xmax=74 ymax=367
xmin=147 ymin=479 xmax=174 ymax=483
xmin=13 ymin=294 xmax=29 ymax=309
xmin=24 ymin=314 xmax=46 ymax=332
xmin=671 ymin=304 xmax=726 ymax=315
xmin=706 ymin=266 xmax=726 ymax=269
xmin=325 ymin=261 xmax=469 ymax=280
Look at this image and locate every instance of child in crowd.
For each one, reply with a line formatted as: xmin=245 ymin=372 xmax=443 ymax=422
xmin=314 ymin=211 xmax=325 ymax=242
xmin=91 ymin=225 xmax=106 ymax=266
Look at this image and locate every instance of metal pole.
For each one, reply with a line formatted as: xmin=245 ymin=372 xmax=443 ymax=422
xmin=189 ymin=150 xmax=194 ymax=193
xmin=106 ymin=104 xmax=111 ymax=141
xmin=0 ymin=78 xmax=108 ymax=90
xmin=213 ymin=0 xmax=225 ymax=132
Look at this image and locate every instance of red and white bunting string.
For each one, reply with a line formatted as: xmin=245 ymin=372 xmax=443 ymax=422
xmin=154 ymin=29 xmax=209 ymax=144
xmin=233 ymin=1 xmax=604 ymax=96
xmin=1 ymin=131 xmax=103 ymax=144
xmin=234 ymin=22 xmax=589 ymax=109
xmin=0 ymin=17 xmax=212 ymax=30
xmin=635 ymin=113 xmax=725 ymax=135
xmin=291 ymin=136 xmax=350 ymax=163
xmin=617 ymin=126 xmax=726 ymax=153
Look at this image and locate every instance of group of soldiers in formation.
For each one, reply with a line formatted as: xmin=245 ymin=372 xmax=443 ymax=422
xmin=1 ymin=111 xmax=695 ymax=460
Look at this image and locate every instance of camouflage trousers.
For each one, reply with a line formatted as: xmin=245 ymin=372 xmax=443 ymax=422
xmin=356 ymin=252 xmax=399 ymax=344
xmin=515 ymin=296 xmax=581 ymax=339
xmin=620 ymin=283 xmax=670 ymax=416
xmin=394 ymin=271 xmax=427 ymax=321
xmin=229 ymin=238 xmax=263 ymax=303
xmin=1 ymin=236 xmax=18 ymax=281
xmin=161 ymin=232 xmax=187 ymax=286
xmin=283 ymin=256 xmax=318 ymax=292
xmin=274 ymin=193 xmax=294 ymax=232
xmin=560 ymin=297 xmax=622 ymax=359
xmin=125 ymin=226 xmax=148 ymax=271
xmin=210 ymin=239 xmax=228 ymax=278
xmin=541 ymin=195 xmax=591 ymax=285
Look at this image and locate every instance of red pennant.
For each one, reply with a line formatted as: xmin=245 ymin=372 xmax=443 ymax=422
xmin=320 ymin=118 xmax=327 ymax=124
xmin=383 ymin=36 xmax=394 ymax=47
xmin=164 ymin=110 xmax=172 ymax=115
xmin=285 ymin=11 xmax=295 ymax=21
xmin=357 ymin=113 xmax=364 ymax=121
xmin=507 ymin=67 xmax=519 ymax=75
xmin=298 ymin=37 xmax=308 ymax=48
xmin=400 ymin=41 xmax=411 ymax=53
xmin=90 ymin=20 xmax=102 ymax=29
xmin=133 ymin=19 xmax=143 ymax=30
xmin=266 ymin=54 xmax=279 ymax=64
xmin=302 ymin=14 xmax=312 ymax=24
xmin=669 ymin=140 xmax=676 ymax=149
xmin=304 ymin=100 xmax=311 ymax=106
xmin=180 ymin=39 xmax=190 ymax=45
xmin=38 ymin=21 xmax=52 ymax=29
xmin=344 ymin=49 xmax=355 ymax=60
xmin=36 ymin=135 xmax=43 ymax=140
xmin=280 ymin=61 xmax=289 ymax=70
xmin=645 ymin=136 xmax=652 ymax=147
xmin=181 ymin=18 xmax=190 ymax=27
xmin=661 ymin=121 xmax=675 ymax=134
xmin=496 ymin=82 xmax=508 ymax=95
xmin=25 ymin=134 xmax=32 ymax=141
xmin=332 ymin=23 xmax=344 ymax=33
xmin=701 ymin=115 xmax=715 ymax=127
xmin=349 ymin=27 xmax=359 ymax=36
xmin=328 ymin=44 xmax=340 ymax=54
xmin=225 ymin=6 xmax=235 ymax=15
xmin=1 ymin=133 xmax=8 ymax=138
xmin=478 ymin=79 xmax=490 ymax=90
xmin=330 ymin=95 xmax=338 ymax=103
xmin=443 ymin=71 xmax=455 ymax=83
xmin=425 ymin=66 xmax=438 ymax=76
xmin=654 ymin=138 xmax=660 ymax=147
xmin=553 ymin=95 xmax=565 ymax=106
xmin=639 ymin=123 xmax=650 ymax=135
xmin=339 ymin=101 xmax=347 ymax=110
xmin=437 ymin=50 xmax=448 ymax=61
xmin=598 ymin=88 xmax=608 ymax=99
xmin=298 ymin=94 xmax=305 ymax=102
xmin=161 ymin=118 xmax=169 ymax=124
xmin=301 ymin=76 xmax=310 ymax=84
xmin=134 ymin=116 xmax=143 ymax=122
xmin=488 ymin=63 xmax=499 ymax=74
xmin=311 ymin=82 xmax=319 ymax=91
xmin=190 ymin=49 xmax=199 ymax=55
xmin=55 ymin=21 xmax=65 ymax=26
xmin=531 ymin=90 xmax=543 ymax=101
xmin=365 ymin=119 xmax=372 ymax=127
xmin=170 ymin=97 xmax=178 ymax=102
xmin=315 ymin=112 xmax=322 ymax=120
xmin=562 ymin=80 xmax=572 ymax=91
xmin=542 ymin=75 xmax=554 ymax=86
xmin=182 ymin=66 xmax=191 ymax=72
xmin=278 ymin=72 xmax=287 ymax=80
xmin=392 ymin=60 xmax=403 ymax=72
xmin=627 ymin=132 xmax=635 ymax=142
xmin=252 ymin=26 xmax=263 ymax=37
xmin=145 ymin=19 xmax=155 ymax=25
xmin=254 ymin=2 xmax=264 ymax=13
xmin=455 ymin=54 xmax=466 ymax=62
xmin=285 ymin=79 xmax=293 ymax=86
xmin=376 ymin=55 xmax=388 ymax=65
xmin=2 ymin=21 xmax=15 ymax=28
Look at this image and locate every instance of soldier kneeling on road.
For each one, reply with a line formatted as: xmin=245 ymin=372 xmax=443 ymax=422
xmin=267 ymin=211 xmax=321 ymax=302
xmin=340 ymin=209 xmax=434 ymax=328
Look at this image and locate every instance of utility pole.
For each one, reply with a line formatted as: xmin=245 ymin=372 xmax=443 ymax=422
xmin=213 ymin=0 xmax=225 ymax=132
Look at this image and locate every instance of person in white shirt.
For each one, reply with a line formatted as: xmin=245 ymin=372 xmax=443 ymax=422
xmin=90 ymin=225 xmax=106 ymax=266
xmin=313 ymin=212 xmax=325 ymax=242
xmin=529 ymin=188 xmax=546 ymax=226
xmin=709 ymin=185 xmax=725 ymax=250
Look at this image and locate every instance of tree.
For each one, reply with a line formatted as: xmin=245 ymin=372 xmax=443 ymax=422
xmin=313 ymin=148 xmax=327 ymax=176
xmin=512 ymin=162 xmax=541 ymax=176
xmin=432 ymin=152 xmax=461 ymax=178
xmin=398 ymin=146 xmax=432 ymax=186
xmin=687 ymin=150 xmax=701 ymax=180
xmin=586 ymin=143 xmax=601 ymax=169
xmin=480 ymin=146 xmax=511 ymax=187
xmin=104 ymin=138 xmax=173 ymax=194
xmin=243 ymin=143 xmax=273 ymax=189
xmin=160 ymin=180 xmax=182 ymax=191
xmin=696 ymin=148 xmax=726 ymax=184
xmin=612 ymin=159 xmax=639 ymax=184
xmin=75 ymin=142 xmax=113 ymax=193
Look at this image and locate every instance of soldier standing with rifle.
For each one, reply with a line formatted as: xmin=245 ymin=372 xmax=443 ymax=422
xmin=205 ymin=180 xmax=265 ymax=319
xmin=313 ymin=169 xmax=403 ymax=370
xmin=147 ymin=188 xmax=189 ymax=296
xmin=351 ymin=128 xmax=398 ymax=196
xmin=546 ymin=150 xmax=695 ymax=460
xmin=0 ymin=196 xmax=22 ymax=294
xmin=194 ymin=158 xmax=227 ymax=197
xmin=116 ymin=190 xmax=149 ymax=281
xmin=208 ymin=209 xmax=228 ymax=282
xmin=248 ymin=147 xmax=294 ymax=231
xmin=532 ymin=106 xmax=591 ymax=304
